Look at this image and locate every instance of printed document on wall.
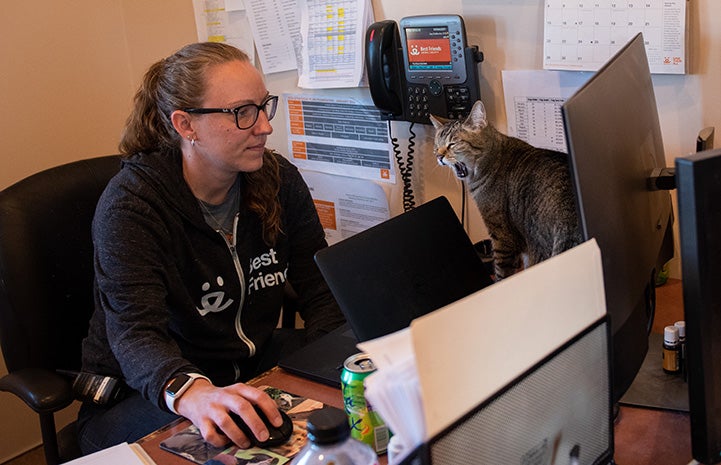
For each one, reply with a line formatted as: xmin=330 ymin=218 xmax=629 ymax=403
xmin=192 ymin=0 xmax=255 ymax=62
xmin=284 ymin=93 xmax=395 ymax=183
xmin=301 ymin=170 xmax=389 ymax=245
xmin=502 ymin=70 xmax=591 ymax=153
xmin=297 ymin=0 xmax=374 ymax=88
xmin=543 ymin=0 xmax=686 ymax=74
xmin=244 ymin=0 xmax=301 ymax=74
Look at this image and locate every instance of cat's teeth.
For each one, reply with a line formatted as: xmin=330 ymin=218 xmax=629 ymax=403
xmin=455 ymin=162 xmax=468 ymax=178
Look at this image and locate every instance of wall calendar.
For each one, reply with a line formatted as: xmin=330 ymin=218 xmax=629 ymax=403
xmin=543 ymin=1 xmax=686 ymax=74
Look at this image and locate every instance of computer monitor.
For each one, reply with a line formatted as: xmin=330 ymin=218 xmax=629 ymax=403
xmin=561 ymin=33 xmax=674 ymax=403
xmin=421 ymin=317 xmax=614 ymax=465
xmin=676 ymin=148 xmax=721 ymax=465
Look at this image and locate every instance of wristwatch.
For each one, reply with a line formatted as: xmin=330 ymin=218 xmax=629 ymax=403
xmin=164 ymin=373 xmax=210 ymax=414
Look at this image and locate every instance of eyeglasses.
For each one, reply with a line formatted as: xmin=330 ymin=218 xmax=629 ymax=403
xmin=183 ymin=95 xmax=279 ymax=130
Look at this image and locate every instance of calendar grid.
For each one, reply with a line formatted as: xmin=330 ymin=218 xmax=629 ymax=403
xmin=543 ymin=1 xmax=686 ymax=74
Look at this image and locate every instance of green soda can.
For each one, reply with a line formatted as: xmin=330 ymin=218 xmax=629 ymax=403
xmin=341 ymin=353 xmax=390 ymax=454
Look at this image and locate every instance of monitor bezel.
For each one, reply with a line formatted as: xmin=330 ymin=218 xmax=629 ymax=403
xmin=676 ymin=148 xmax=721 ymax=465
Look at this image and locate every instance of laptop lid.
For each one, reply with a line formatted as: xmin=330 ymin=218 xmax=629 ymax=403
xmin=279 ymin=196 xmax=492 ymax=387
xmin=315 ymin=195 xmax=493 ymax=342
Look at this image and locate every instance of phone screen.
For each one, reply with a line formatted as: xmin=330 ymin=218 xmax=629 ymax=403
xmin=404 ymin=26 xmax=453 ymax=70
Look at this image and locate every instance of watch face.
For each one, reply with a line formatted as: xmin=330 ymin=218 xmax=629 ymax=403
xmin=166 ymin=374 xmax=191 ymax=396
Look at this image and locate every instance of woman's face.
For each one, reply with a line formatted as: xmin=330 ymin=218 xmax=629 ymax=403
xmin=189 ymin=60 xmax=273 ymax=175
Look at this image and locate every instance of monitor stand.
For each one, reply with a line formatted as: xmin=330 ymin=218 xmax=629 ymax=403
xmin=619 ymin=331 xmax=689 ymax=412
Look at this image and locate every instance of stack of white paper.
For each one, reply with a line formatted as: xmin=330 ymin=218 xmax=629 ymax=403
xmin=62 ymin=442 xmax=156 ymax=465
xmin=358 ymin=329 xmax=425 ymax=463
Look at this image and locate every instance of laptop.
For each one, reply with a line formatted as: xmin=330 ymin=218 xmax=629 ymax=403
xmin=278 ymin=196 xmax=494 ymax=387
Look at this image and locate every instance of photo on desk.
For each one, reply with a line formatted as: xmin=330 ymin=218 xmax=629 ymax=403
xmin=159 ymin=386 xmax=327 ymax=465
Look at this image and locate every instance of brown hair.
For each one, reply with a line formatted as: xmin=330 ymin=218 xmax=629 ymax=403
xmin=119 ymin=42 xmax=282 ymax=245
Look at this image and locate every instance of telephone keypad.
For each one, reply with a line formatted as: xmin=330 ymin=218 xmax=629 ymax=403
xmin=405 ymin=75 xmax=475 ymax=121
xmin=406 ymin=85 xmax=430 ymax=119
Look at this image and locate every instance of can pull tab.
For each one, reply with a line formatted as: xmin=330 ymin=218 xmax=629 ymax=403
xmin=354 ymin=357 xmax=376 ymax=371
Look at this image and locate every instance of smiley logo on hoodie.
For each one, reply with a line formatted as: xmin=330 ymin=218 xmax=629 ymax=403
xmin=196 ymin=276 xmax=234 ymax=316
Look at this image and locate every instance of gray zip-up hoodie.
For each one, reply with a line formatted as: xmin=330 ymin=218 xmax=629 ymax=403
xmin=81 ymin=149 xmax=344 ymax=410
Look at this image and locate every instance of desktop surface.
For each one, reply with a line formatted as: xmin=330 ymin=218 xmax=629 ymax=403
xmin=138 ymin=280 xmax=692 ymax=465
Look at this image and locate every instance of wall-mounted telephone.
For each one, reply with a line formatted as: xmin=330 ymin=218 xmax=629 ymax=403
xmin=365 ymin=14 xmax=483 ymax=124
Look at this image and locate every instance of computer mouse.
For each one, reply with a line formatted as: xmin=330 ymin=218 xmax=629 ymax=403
xmin=230 ymin=406 xmax=293 ymax=448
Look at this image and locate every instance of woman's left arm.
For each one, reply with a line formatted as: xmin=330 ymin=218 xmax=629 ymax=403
xmin=279 ymin=160 xmax=346 ymax=341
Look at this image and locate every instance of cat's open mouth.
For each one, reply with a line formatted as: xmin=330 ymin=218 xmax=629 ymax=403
xmin=437 ymin=155 xmax=469 ymax=178
xmin=452 ymin=162 xmax=468 ymax=178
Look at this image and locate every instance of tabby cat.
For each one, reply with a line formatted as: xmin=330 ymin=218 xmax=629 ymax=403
xmin=431 ymin=100 xmax=581 ymax=280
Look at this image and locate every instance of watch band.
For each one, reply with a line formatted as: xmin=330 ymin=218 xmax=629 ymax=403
xmin=164 ymin=372 xmax=211 ymax=414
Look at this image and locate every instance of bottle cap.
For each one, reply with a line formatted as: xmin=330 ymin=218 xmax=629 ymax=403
xmin=306 ymin=408 xmax=351 ymax=445
xmin=674 ymin=321 xmax=686 ymax=338
xmin=664 ymin=325 xmax=679 ymax=344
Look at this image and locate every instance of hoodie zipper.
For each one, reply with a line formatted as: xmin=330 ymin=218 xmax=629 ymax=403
xmin=220 ymin=214 xmax=256 ymax=357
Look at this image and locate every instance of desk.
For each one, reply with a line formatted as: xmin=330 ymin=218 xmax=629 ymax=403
xmin=138 ymin=279 xmax=693 ymax=465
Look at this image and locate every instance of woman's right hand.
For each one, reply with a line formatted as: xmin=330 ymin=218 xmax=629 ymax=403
xmin=174 ymin=380 xmax=284 ymax=448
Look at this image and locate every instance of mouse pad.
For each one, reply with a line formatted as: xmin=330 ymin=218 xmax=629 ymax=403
xmin=159 ymin=386 xmax=339 ymax=464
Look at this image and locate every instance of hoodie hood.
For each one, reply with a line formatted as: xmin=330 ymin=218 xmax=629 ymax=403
xmin=120 ymin=150 xmax=201 ymax=223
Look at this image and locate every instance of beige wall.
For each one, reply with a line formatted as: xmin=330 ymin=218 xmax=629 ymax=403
xmin=1 ymin=0 xmax=719 ymax=461
xmin=0 ymin=1 xmax=197 ymax=190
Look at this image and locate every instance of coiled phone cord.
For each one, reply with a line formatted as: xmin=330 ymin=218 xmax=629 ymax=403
xmin=389 ymin=120 xmax=416 ymax=212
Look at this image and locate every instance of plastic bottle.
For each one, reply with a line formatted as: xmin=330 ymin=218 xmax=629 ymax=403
xmin=291 ymin=408 xmax=379 ymax=465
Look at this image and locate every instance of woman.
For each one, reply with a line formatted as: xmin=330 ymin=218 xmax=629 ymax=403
xmin=77 ymin=42 xmax=345 ymax=454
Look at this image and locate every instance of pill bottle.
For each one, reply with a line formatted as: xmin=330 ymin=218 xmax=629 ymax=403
xmin=662 ymin=325 xmax=680 ymax=374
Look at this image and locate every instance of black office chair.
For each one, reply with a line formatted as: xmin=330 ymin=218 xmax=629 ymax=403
xmin=0 ymin=155 xmax=122 ymax=465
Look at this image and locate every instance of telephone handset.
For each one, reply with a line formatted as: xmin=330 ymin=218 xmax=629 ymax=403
xmin=365 ymin=15 xmax=483 ymax=124
xmin=366 ymin=20 xmax=404 ymax=119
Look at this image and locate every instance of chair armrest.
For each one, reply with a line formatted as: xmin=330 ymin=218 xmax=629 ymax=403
xmin=0 ymin=368 xmax=74 ymax=414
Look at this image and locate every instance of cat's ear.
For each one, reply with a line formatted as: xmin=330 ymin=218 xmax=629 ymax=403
xmin=463 ymin=100 xmax=488 ymax=130
xmin=429 ymin=114 xmax=449 ymax=130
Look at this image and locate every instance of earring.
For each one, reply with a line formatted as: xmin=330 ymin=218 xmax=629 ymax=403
xmin=188 ymin=135 xmax=196 ymax=147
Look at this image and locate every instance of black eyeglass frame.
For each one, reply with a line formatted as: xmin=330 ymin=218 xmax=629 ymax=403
xmin=182 ymin=95 xmax=279 ymax=130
